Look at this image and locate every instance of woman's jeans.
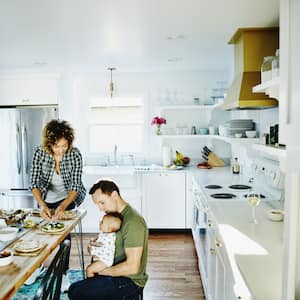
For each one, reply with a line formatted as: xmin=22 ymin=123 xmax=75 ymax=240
xmin=68 ymin=275 xmax=143 ymax=300
xmin=45 ymin=200 xmax=76 ymax=274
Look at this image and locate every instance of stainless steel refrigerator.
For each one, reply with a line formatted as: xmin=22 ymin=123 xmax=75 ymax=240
xmin=0 ymin=106 xmax=58 ymax=209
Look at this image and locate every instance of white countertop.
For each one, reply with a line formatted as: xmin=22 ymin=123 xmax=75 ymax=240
xmin=209 ymin=199 xmax=283 ymax=300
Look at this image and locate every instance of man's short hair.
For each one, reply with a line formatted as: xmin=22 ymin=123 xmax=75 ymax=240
xmin=89 ymin=179 xmax=120 ymax=196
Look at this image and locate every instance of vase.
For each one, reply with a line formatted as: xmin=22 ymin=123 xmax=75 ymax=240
xmin=156 ymin=124 xmax=161 ymax=135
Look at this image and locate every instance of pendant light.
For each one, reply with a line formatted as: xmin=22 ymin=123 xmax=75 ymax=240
xmin=108 ymin=67 xmax=116 ymax=98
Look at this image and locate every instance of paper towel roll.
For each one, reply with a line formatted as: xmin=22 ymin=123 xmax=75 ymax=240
xmin=162 ymin=145 xmax=172 ymax=167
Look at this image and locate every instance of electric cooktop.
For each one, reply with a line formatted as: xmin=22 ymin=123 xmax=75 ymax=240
xmin=205 ymin=185 xmax=223 ymax=189
xmin=228 ymin=184 xmax=252 ymax=190
xmin=210 ymin=193 xmax=237 ymax=199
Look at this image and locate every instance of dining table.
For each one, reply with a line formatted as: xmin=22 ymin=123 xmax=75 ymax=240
xmin=0 ymin=209 xmax=86 ymax=300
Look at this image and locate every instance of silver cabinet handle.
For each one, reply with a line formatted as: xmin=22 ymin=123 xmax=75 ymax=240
xmin=23 ymin=126 xmax=29 ymax=174
xmin=210 ymin=248 xmax=216 ymax=255
xmin=216 ymin=241 xmax=222 ymax=248
xmin=16 ymin=124 xmax=21 ymax=174
xmin=21 ymin=125 xmax=27 ymax=175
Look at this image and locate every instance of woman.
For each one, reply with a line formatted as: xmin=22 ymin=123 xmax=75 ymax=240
xmin=29 ymin=119 xmax=86 ymax=292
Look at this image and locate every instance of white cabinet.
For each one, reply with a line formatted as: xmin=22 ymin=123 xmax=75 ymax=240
xmin=0 ymin=75 xmax=59 ymax=106
xmin=81 ymin=172 xmax=141 ymax=232
xmin=141 ymin=172 xmax=186 ymax=229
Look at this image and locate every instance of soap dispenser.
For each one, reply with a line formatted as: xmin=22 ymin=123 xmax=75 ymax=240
xmin=232 ymin=157 xmax=240 ymax=175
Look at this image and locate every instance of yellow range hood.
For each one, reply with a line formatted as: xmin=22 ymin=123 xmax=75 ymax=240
xmin=223 ymin=27 xmax=279 ymax=110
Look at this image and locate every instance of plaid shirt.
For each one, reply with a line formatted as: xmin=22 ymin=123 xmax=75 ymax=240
xmin=29 ymin=146 xmax=86 ymax=207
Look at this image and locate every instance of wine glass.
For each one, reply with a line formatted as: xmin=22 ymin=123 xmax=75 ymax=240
xmin=247 ymin=192 xmax=261 ymax=224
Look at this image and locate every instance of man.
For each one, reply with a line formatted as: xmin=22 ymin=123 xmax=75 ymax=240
xmin=68 ymin=179 xmax=148 ymax=300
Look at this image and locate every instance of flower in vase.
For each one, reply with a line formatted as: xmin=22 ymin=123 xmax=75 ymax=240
xmin=151 ymin=116 xmax=166 ymax=135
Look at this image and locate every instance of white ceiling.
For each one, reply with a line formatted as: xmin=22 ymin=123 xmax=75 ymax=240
xmin=0 ymin=0 xmax=279 ymax=72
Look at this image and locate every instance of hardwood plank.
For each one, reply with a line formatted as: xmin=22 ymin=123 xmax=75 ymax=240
xmin=70 ymin=231 xmax=205 ymax=300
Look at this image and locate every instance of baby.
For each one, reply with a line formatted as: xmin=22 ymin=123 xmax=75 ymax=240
xmin=86 ymin=212 xmax=122 ymax=278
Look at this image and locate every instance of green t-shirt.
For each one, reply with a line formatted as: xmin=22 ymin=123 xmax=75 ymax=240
xmin=114 ymin=204 xmax=149 ymax=287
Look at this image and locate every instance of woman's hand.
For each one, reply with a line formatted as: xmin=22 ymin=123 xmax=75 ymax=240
xmin=52 ymin=205 xmax=65 ymax=220
xmin=40 ymin=205 xmax=52 ymax=221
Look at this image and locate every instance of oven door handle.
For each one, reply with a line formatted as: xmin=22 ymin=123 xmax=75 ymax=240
xmin=195 ymin=198 xmax=209 ymax=213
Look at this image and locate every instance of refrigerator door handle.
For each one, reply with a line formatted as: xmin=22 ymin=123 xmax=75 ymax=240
xmin=16 ymin=123 xmax=21 ymax=174
xmin=21 ymin=125 xmax=29 ymax=175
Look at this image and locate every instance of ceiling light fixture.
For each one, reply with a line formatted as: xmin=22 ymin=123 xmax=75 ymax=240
xmin=108 ymin=67 xmax=116 ymax=98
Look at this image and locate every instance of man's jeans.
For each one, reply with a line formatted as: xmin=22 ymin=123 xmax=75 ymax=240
xmin=68 ymin=275 xmax=143 ymax=300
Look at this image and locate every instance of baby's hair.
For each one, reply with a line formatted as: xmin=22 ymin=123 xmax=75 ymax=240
xmin=103 ymin=212 xmax=122 ymax=232
xmin=105 ymin=212 xmax=123 ymax=221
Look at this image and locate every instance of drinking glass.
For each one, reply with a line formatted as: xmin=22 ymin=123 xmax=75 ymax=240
xmin=247 ymin=192 xmax=261 ymax=224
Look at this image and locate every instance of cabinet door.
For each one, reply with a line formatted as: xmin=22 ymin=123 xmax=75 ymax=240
xmin=142 ymin=172 xmax=186 ymax=229
xmin=216 ymin=245 xmax=226 ymax=300
xmin=0 ymin=78 xmax=58 ymax=105
xmin=186 ymin=173 xmax=194 ymax=228
xmin=207 ymin=229 xmax=217 ymax=300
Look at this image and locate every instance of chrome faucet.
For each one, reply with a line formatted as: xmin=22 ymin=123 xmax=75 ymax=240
xmin=114 ymin=144 xmax=118 ymax=165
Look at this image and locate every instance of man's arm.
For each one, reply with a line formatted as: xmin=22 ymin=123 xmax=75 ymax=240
xmin=97 ymin=246 xmax=143 ymax=277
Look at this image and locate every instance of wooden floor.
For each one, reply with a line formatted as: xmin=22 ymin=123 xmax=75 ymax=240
xmin=69 ymin=231 xmax=205 ymax=300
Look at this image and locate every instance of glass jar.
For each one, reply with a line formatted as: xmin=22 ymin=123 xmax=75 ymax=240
xmin=272 ymin=49 xmax=280 ymax=79
xmin=261 ymin=56 xmax=275 ymax=83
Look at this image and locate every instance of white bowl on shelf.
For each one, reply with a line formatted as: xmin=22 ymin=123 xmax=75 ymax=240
xmin=245 ymin=130 xmax=256 ymax=138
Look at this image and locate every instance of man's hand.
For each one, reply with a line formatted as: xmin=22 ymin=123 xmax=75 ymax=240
xmin=86 ymin=264 xmax=95 ymax=278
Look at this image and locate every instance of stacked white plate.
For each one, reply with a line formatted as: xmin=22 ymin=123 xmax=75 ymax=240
xmin=225 ymin=119 xmax=254 ymax=137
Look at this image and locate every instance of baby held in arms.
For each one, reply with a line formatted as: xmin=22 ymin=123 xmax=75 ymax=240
xmin=86 ymin=213 xmax=122 ymax=278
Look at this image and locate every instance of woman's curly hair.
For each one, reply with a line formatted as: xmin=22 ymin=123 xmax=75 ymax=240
xmin=42 ymin=119 xmax=74 ymax=154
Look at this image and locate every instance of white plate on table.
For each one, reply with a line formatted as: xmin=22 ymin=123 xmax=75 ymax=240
xmin=14 ymin=240 xmax=42 ymax=253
